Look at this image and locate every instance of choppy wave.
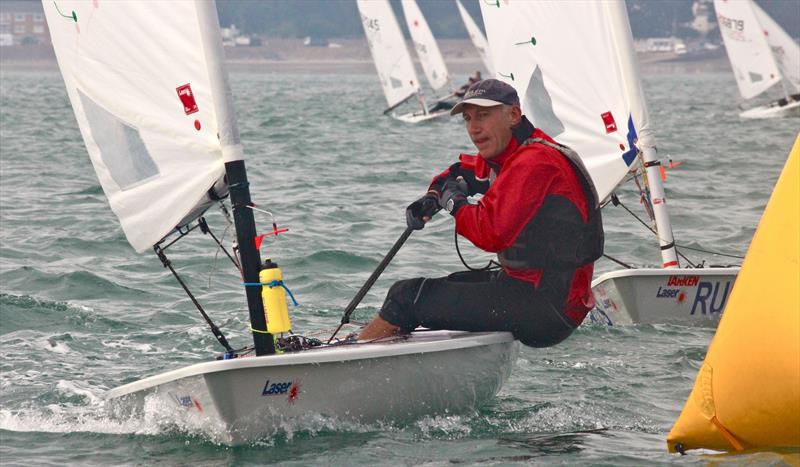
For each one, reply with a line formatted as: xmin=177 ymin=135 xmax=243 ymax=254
xmin=1 ymin=69 xmax=798 ymax=465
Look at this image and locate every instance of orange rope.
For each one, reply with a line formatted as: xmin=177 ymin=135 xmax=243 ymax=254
xmin=711 ymin=416 xmax=744 ymax=451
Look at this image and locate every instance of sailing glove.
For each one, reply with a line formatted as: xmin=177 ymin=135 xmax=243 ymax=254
xmin=439 ymin=177 xmax=468 ymax=216
xmin=406 ymin=192 xmax=440 ymax=230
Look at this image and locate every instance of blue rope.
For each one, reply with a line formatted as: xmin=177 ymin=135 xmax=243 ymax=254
xmin=242 ymin=281 xmax=299 ymax=306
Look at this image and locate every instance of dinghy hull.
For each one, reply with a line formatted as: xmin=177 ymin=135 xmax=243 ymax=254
xmin=739 ymin=99 xmax=800 ymax=119
xmin=589 ymin=268 xmax=740 ymax=326
xmin=392 ymin=109 xmax=451 ymax=124
xmin=106 ymin=330 xmax=518 ymax=444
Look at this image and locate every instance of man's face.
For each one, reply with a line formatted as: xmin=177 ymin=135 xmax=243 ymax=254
xmin=461 ymin=104 xmax=520 ymax=159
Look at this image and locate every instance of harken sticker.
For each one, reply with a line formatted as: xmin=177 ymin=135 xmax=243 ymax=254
xmin=176 ymin=83 xmax=199 ymax=115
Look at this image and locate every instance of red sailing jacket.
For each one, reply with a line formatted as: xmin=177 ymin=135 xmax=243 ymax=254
xmin=429 ymin=123 xmax=595 ymax=325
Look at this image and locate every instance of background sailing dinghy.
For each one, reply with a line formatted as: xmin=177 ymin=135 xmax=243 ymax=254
xmin=478 ymin=0 xmax=739 ymax=327
xmin=357 ymin=0 xmax=450 ymax=123
xmin=455 ymin=0 xmax=494 ymax=76
xmin=44 ymin=0 xmax=518 ymax=445
xmin=714 ymin=0 xmax=800 ymax=119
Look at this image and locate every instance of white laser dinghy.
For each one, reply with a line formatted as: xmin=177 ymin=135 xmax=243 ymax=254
xmin=44 ymin=0 xmax=518 ymax=445
xmin=357 ymin=0 xmax=451 ymax=123
xmin=714 ymin=0 xmax=800 ymax=120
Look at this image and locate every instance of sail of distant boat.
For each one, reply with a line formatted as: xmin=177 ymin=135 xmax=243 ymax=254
xmin=749 ymin=0 xmax=800 ymax=93
xmin=714 ymin=0 xmax=782 ymax=99
xmin=478 ymin=0 xmax=740 ymax=326
xmin=401 ymin=0 xmax=451 ymax=94
xmin=667 ymin=135 xmax=800 ymax=453
xmin=44 ymin=1 xmax=230 ymax=253
xmin=357 ymin=0 xmax=420 ymax=111
xmin=455 ymin=0 xmax=494 ymax=76
xmin=357 ymin=0 xmax=449 ymax=122
xmin=714 ymin=0 xmax=800 ymax=118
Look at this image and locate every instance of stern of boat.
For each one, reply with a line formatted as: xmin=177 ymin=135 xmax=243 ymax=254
xmin=588 ymin=268 xmax=740 ymax=326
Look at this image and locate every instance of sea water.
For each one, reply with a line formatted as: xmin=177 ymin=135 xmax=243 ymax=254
xmin=0 ymin=66 xmax=797 ymax=466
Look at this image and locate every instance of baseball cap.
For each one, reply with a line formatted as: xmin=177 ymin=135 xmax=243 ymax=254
xmin=450 ymin=79 xmax=520 ymax=115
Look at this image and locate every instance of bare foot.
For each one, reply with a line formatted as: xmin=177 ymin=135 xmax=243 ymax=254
xmin=358 ymin=316 xmax=400 ymax=340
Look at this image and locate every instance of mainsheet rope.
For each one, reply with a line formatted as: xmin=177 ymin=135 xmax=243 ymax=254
xmin=610 ymin=193 xmax=744 ymax=265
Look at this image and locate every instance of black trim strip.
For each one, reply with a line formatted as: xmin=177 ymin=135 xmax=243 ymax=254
xmin=383 ymin=92 xmax=417 ymax=115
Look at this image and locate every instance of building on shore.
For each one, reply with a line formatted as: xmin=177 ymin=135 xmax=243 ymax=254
xmin=0 ymin=1 xmax=49 ymax=47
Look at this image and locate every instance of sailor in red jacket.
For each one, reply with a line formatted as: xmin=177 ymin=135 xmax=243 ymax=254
xmin=359 ymin=79 xmax=604 ymax=347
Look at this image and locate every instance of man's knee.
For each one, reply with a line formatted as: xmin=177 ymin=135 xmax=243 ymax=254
xmin=378 ymin=278 xmax=427 ymax=333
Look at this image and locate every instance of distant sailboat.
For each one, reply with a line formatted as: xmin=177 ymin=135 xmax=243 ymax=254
xmin=714 ymin=0 xmax=800 ymax=119
xmin=456 ymin=0 xmax=494 ymax=76
xmin=357 ymin=0 xmax=450 ymax=123
xmin=479 ymin=0 xmax=739 ymax=326
xmin=45 ymin=0 xmax=517 ymax=444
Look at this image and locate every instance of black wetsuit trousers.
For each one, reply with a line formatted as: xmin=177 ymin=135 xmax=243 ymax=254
xmin=378 ymin=269 xmax=578 ymax=347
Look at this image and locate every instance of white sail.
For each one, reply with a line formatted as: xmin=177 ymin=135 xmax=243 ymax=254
xmin=401 ymin=0 xmax=450 ymax=92
xmin=750 ymin=0 xmax=800 ymax=92
xmin=357 ymin=0 xmax=420 ymax=109
xmin=714 ymin=0 xmax=782 ymax=100
xmin=478 ymin=0 xmax=653 ymax=203
xmin=44 ymin=1 xmax=232 ymax=253
xmin=455 ymin=0 xmax=494 ymax=76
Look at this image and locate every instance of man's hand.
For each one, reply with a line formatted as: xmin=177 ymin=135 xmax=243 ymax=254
xmin=406 ymin=192 xmax=440 ymax=230
xmin=438 ymin=177 xmax=468 ymax=216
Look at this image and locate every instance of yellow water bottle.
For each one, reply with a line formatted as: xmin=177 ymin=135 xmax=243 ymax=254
xmin=259 ymin=259 xmax=291 ymax=334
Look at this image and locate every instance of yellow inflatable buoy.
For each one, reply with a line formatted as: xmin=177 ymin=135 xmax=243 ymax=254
xmin=666 ymin=134 xmax=800 ymax=453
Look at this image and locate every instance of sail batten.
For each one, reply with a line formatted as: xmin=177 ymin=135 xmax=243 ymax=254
xmin=44 ymin=1 xmax=229 ymax=252
xmin=357 ymin=0 xmax=420 ymax=109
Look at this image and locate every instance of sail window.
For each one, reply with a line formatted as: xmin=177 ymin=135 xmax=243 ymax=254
xmin=78 ymin=90 xmax=159 ymax=191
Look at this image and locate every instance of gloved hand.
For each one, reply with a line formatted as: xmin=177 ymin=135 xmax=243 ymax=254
xmin=405 ymin=192 xmax=440 ymax=230
xmin=438 ymin=176 xmax=468 ymax=216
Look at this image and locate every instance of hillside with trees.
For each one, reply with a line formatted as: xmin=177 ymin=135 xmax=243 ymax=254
xmin=215 ymin=0 xmax=799 ymax=41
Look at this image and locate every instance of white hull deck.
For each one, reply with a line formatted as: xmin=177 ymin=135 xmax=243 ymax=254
xmin=588 ymin=267 xmax=740 ymax=326
xmin=392 ymin=108 xmax=451 ymax=124
xmin=105 ymin=330 xmax=519 ymax=445
xmin=739 ymin=98 xmax=800 ymax=119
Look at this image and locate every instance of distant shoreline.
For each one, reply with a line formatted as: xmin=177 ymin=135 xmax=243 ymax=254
xmin=0 ymin=38 xmax=731 ymax=74
xmin=0 ymin=59 xmax=488 ymax=75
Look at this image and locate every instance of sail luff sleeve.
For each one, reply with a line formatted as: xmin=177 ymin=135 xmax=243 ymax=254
xmin=194 ymin=0 xmax=274 ymax=355
xmin=605 ymin=0 xmax=678 ymax=268
xmin=194 ymin=0 xmax=243 ymax=164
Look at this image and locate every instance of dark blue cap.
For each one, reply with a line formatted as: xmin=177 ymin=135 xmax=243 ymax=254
xmin=450 ymin=79 xmax=520 ymax=115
